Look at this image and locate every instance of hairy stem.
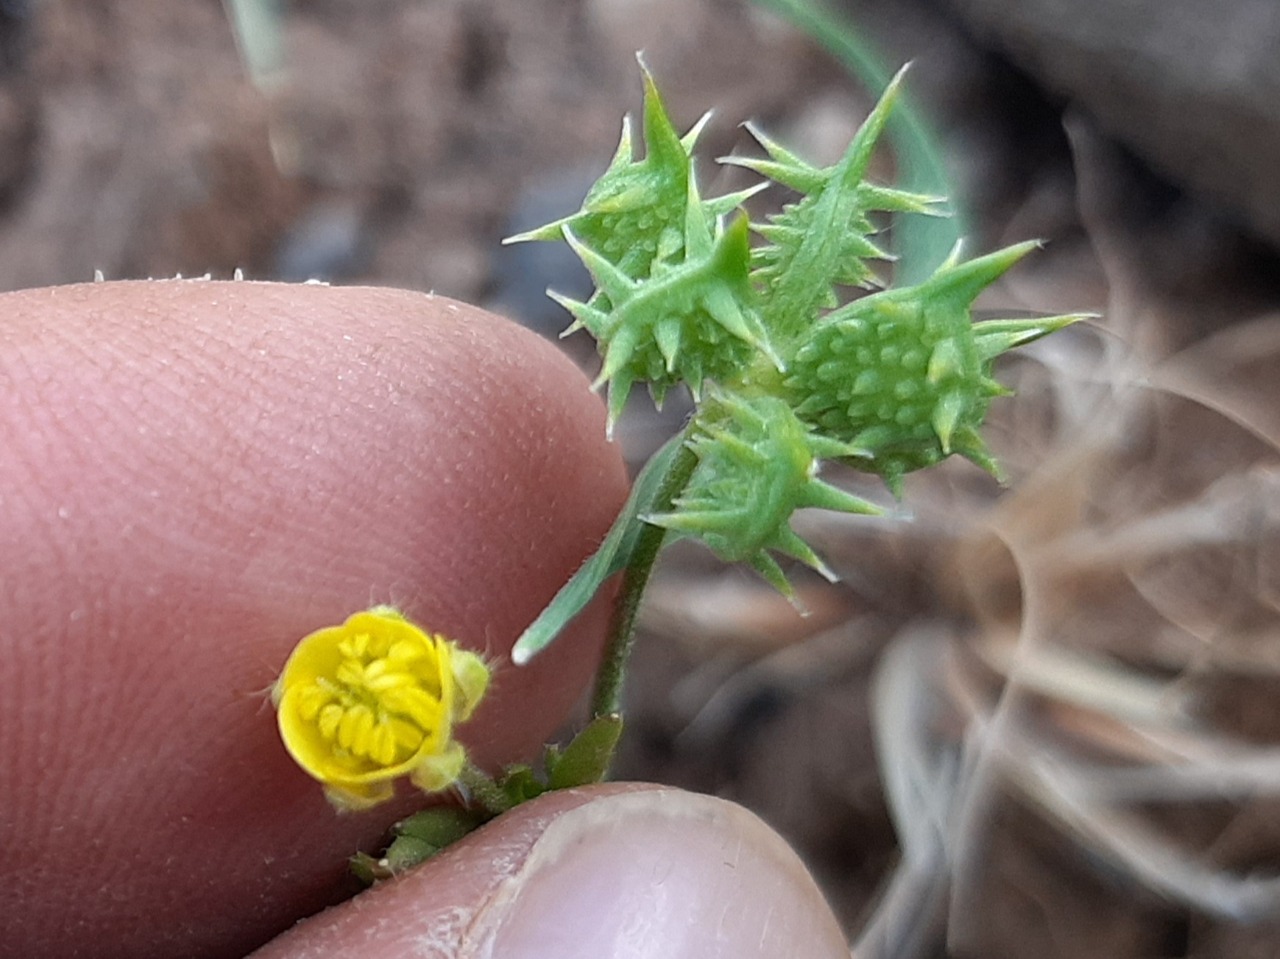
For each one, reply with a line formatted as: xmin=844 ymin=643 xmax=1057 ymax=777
xmin=457 ymin=764 xmax=515 ymax=819
xmin=589 ymin=436 xmax=700 ymax=720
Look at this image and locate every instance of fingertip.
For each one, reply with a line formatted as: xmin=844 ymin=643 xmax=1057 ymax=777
xmin=0 ymin=280 xmax=628 ymax=957
xmin=253 ymin=786 xmax=849 ymax=959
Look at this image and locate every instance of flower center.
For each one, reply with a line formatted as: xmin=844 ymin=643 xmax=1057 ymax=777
xmin=295 ymin=630 xmax=444 ymax=769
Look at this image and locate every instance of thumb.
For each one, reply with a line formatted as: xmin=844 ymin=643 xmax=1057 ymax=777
xmin=252 ymin=784 xmax=849 ymax=959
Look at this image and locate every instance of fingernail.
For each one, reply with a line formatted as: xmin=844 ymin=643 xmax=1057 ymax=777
xmin=477 ymin=789 xmax=848 ymax=959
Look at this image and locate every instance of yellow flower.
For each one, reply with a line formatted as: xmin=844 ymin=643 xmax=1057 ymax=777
xmin=272 ymin=607 xmax=490 ymax=811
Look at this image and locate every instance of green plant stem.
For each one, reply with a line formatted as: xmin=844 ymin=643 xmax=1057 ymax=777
xmin=589 ymin=436 xmax=700 ymax=720
xmin=457 ymin=764 xmax=515 ymax=819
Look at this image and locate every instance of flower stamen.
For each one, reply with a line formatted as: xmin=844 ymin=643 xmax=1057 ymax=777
xmin=272 ymin=607 xmax=490 ymax=811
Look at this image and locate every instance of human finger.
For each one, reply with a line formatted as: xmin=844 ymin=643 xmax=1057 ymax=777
xmin=251 ymin=784 xmax=850 ymax=959
xmin=0 ymin=280 xmax=628 ymax=958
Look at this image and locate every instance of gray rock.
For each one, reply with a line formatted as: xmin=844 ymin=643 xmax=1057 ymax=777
xmin=489 ymin=168 xmax=595 ymax=341
xmin=941 ymin=0 xmax=1280 ymax=247
xmin=273 ymin=201 xmax=370 ymax=282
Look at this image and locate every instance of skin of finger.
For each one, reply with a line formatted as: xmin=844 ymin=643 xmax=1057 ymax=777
xmin=251 ymin=783 xmax=850 ymax=959
xmin=250 ymin=784 xmax=655 ymax=959
xmin=0 ymin=281 xmax=629 ymax=959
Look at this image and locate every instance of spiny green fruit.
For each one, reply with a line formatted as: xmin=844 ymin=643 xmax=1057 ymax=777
xmin=505 ymin=57 xmax=758 ymax=296
xmin=646 ymin=394 xmax=879 ymax=596
xmin=724 ymin=65 xmax=943 ymax=344
xmin=785 ymin=240 xmax=1081 ymax=494
xmin=552 ymin=195 xmax=778 ymax=429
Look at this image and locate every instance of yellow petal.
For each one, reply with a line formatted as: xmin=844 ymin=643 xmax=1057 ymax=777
xmin=272 ymin=607 xmax=491 ymax=812
xmin=323 ymin=779 xmax=395 ymax=813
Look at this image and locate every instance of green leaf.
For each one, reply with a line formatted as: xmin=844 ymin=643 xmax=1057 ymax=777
xmin=349 ymin=807 xmax=488 ymax=883
xmin=496 ymin=764 xmax=547 ymax=805
xmin=394 ymin=806 xmax=486 ymax=847
xmin=546 ymin=713 xmax=625 ymax=789
xmin=511 ymin=434 xmax=683 ymax=665
xmin=383 ymin=834 xmax=439 ymax=873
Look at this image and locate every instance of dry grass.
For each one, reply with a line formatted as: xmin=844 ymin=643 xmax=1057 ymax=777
xmin=619 ymin=179 xmax=1280 ymax=957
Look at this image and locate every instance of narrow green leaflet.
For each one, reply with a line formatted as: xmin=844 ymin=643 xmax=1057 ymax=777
xmin=545 ymin=713 xmax=625 ymax=789
xmin=496 ymin=764 xmax=546 ymax=806
xmin=350 ymin=807 xmax=486 ymax=882
xmin=394 ymin=807 xmax=487 ymax=847
xmin=511 ymin=433 xmax=683 ymax=664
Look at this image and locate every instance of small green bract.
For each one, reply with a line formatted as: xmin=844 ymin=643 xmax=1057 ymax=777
xmin=509 ymin=57 xmax=1083 ymax=607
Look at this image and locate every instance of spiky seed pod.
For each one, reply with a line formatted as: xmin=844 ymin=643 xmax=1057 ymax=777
xmin=505 ymin=57 xmax=759 ymax=298
xmin=646 ymin=394 xmax=880 ymax=596
xmin=785 ymin=241 xmax=1081 ymax=494
xmin=553 ymin=200 xmax=779 ymax=428
xmin=723 ymin=66 xmax=944 ymax=345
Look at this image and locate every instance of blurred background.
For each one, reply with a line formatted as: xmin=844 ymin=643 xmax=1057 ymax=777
xmin=3 ymin=1 xmax=1278 ymax=956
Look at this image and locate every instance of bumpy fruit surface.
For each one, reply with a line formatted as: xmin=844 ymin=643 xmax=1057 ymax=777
xmin=507 ymin=58 xmax=768 ymax=426
xmin=505 ymin=59 xmax=756 ymax=292
xmin=505 ymin=65 xmax=698 ymax=285
xmin=554 ymin=210 xmax=776 ymax=425
xmin=786 ymin=241 xmax=1076 ymax=492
